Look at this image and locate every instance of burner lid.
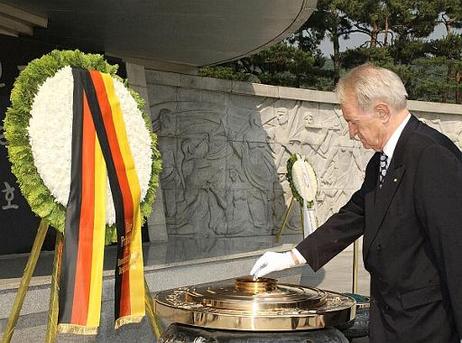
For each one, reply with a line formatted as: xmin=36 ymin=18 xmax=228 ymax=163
xmin=155 ymin=277 xmax=356 ymax=331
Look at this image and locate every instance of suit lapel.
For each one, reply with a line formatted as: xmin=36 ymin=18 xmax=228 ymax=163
xmin=363 ymin=115 xmax=420 ymax=259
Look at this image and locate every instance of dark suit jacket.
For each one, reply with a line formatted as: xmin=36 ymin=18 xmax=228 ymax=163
xmin=296 ymin=115 xmax=462 ymax=343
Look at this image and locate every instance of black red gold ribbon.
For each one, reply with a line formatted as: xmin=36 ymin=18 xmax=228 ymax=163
xmin=58 ymin=68 xmax=144 ymax=334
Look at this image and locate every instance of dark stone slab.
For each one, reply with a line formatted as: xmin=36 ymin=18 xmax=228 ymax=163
xmin=341 ymin=308 xmax=369 ymax=339
xmin=159 ymin=323 xmax=349 ymax=343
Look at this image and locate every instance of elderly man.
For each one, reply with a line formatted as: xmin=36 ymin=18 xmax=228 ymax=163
xmin=250 ymin=64 xmax=462 ymax=342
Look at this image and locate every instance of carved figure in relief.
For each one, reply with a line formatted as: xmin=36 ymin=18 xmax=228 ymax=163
xmin=159 ymin=108 xmax=176 ymax=136
xmin=182 ymin=139 xmax=225 ymax=234
xmin=289 ymin=110 xmax=341 ymax=159
xmin=226 ymin=168 xmax=252 ymax=235
xmin=164 ymin=113 xmax=229 ymax=235
xmin=320 ymin=146 xmax=365 ymax=190
xmin=264 ymin=107 xmax=294 ymax=173
xmin=228 ymin=111 xmax=275 ymax=234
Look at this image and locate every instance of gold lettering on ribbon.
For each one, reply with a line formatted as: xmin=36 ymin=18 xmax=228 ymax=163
xmin=117 ymin=252 xmax=140 ymax=275
xmin=120 ymin=235 xmax=131 ymax=248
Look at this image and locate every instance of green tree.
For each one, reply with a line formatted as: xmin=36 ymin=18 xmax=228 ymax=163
xmin=406 ymin=0 xmax=462 ymax=103
xmin=200 ymin=40 xmax=329 ymax=89
xmin=438 ymin=0 xmax=462 ymax=102
xmin=419 ymin=34 xmax=462 ymax=103
xmin=337 ymin=0 xmax=440 ymax=60
xmin=440 ymin=0 xmax=462 ymax=34
xmin=334 ymin=0 xmax=443 ymax=101
xmin=299 ymin=0 xmax=355 ymax=84
xmin=299 ymin=0 xmax=441 ymax=84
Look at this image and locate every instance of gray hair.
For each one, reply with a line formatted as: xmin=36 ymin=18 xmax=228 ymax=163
xmin=336 ymin=64 xmax=408 ymax=111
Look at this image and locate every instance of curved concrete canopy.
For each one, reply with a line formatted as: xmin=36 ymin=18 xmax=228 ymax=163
xmin=1 ymin=0 xmax=317 ymax=70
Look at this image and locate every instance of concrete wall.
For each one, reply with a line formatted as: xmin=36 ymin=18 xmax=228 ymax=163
xmin=138 ymin=68 xmax=462 ymax=241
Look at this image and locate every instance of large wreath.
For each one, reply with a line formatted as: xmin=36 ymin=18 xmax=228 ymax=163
xmin=3 ymin=50 xmax=162 ymax=242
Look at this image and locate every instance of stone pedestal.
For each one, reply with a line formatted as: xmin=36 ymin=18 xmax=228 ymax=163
xmin=160 ymin=324 xmax=349 ymax=343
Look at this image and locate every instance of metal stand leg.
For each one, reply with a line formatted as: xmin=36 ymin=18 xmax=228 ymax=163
xmin=300 ymin=205 xmax=304 ymax=236
xmin=275 ymin=197 xmax=295 ymax=242
xmin=352 ymin=240 xmax=359 ymax=294
xmin=45 ymin=232 xmax=64 ymax=343
xmin=1 ymin=219 xmax=49 ymax=343
xmin=144 ymin=279 xmax=162 ymax=339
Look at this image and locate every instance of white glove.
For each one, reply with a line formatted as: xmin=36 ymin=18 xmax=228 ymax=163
xmin=250 ymin=251 xmax=298 ymax=278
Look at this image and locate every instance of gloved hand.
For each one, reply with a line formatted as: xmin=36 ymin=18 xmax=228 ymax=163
xmin=250 ymin=251 xmax=298 ymax=279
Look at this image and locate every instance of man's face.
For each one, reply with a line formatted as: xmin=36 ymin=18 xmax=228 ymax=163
xmin=341 ymin=98 xmax=385 ymax=151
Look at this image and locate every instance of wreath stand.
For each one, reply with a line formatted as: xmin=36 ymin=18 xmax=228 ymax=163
xmin=275 ymin=196 xmax=295 ymax=241
xmin=275 ymin=196 xmax=316 ymax=242
xmin=1 ymin=219 xmax=162 ymax=343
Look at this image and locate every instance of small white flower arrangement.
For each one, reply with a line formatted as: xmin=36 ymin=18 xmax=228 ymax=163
xmin=286 ymin=153 xmax=318 ymax=208
xmin=286 ymin=153 xmax=318 ymax=237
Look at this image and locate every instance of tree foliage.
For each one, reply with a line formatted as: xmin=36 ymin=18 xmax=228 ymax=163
xmin=200 ymin=0 xmax=462 ymax=103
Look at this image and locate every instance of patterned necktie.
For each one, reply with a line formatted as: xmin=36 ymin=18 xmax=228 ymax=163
xmin=379 ymin=153 xmax=388 ymax=189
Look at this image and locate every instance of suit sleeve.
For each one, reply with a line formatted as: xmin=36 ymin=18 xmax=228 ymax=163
xmin=295 ymin=159 xmax=372 ymax=271
xmin=415 ymin=144 xmax=462 ymax=336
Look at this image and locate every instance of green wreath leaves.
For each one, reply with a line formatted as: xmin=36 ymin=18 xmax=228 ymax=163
xmin=4 ymin=49 xmax=162 ymax=242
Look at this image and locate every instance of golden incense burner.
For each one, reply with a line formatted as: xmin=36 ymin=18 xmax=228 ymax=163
xmin=154 ymin=277 xmax=356 ymax=331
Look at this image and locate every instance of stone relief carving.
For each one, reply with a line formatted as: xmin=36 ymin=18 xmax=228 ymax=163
xmin=154 ymin=103 xmax=278 ymax=236
xmin=260 ymin=101 xmax=370 ymax=227
xmin=418 ymin=115 xmax=462 ymax=149
xmin=147 ymin=75 xmax=462 ymax=238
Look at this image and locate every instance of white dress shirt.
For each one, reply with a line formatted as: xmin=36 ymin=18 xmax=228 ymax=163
xmin=382 ymin=113 xmax=411 ymax=169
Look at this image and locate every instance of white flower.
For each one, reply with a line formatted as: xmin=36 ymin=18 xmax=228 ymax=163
xmin=28 ymin=66 xmax=152 ymax=225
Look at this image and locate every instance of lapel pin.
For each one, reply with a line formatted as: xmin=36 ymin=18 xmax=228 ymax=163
xmin=393 ymin=178 xmax=398 ymax=182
